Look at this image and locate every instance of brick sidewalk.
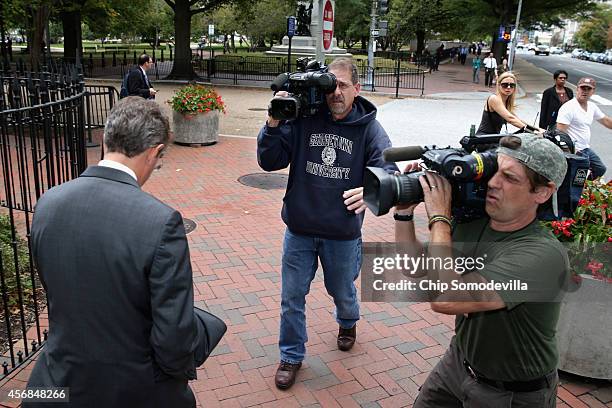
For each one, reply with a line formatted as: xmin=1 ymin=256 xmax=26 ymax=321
xmin=2 ymin=57 xmax=612 ymax=408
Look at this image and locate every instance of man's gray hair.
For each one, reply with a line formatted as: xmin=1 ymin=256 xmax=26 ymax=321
xmin=328 ymin=57 xmax=359 ymax=85
xmin=104 ymin=97 xmax=170 ymax=158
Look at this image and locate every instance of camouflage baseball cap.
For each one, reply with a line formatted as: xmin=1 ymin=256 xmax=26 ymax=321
xmin=497 ymin=134 xmax=567 ymax=188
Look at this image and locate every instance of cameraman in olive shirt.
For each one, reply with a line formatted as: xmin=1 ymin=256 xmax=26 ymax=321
xmin=395 ymin=134 xmax=569 ymax=408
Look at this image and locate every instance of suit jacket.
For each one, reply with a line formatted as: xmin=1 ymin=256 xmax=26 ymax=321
xmin=539 ymin=85 xmax=573 ymax=129
xmin=127 ymin=67 xmax=154 ymax=99
xmin=24 ymin=166 xmax=207 ymax=408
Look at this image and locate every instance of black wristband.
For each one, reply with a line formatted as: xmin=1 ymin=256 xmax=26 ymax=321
xmin=394 ymin=212 xmax=414 ymax=222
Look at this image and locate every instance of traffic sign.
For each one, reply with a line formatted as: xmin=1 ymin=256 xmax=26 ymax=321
xmin=371 ymin=30 xmax=380 ymax=37
xmin=208 ymin=24 xmax=215 ymax=36
xmin=322 ymin=0 xmax=334 ymax=52
xmin=287 ymin=16 xmax=296 ymax=38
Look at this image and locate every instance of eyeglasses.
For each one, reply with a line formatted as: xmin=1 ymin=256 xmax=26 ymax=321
xmin=500 ymin=83 xmax=516 ymax=89
xmin=578 ymin=86 xmax=594 ymax=91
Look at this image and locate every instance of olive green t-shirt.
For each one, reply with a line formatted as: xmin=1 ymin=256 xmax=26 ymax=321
xmin=452 ymin=217 xmax=569 ymax=381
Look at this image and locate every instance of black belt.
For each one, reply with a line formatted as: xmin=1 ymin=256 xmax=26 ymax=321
xmin=463 ymin=359 xmax=553 ymax=392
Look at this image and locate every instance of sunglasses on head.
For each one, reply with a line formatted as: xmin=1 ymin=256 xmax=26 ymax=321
xmin=500 ymin=82 xmax=516 ymax=89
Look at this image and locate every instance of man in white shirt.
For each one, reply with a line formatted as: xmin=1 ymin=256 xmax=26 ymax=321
xmin=557 ymin=77 xmax=612 ymax=179
xmin=482 ymin=53 xmax=498 ymax=88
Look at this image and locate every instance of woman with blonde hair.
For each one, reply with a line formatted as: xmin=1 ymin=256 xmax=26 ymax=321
xmin=476 ymin=71 xmax=543 ymax=135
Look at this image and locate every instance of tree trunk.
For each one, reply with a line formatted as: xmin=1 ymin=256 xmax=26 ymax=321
xmin=230 ymin=34 xmax=235 ymax=53
xmin=167 ymin=0 xmax=198 ymax=80
xmin=360 ymin=36 xmax=367 ymax=50
xmin=30 ymin=5 xmax=50 ymax=68
xmin=61 ymin=10 xmax=83 ymax=64
xmin=416 ymin=29 xmax=425 ymax=55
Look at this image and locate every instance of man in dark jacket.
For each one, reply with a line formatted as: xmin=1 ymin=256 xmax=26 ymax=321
xmin=539 ymin=70 xmax=573 ymax=129
xmin=257 ymin=57 xmax=398 ymax=390
xmin=24 ymin=97 xmax=211 ymax=408
xmin=127 ymin=54 xmax=157 ymax=99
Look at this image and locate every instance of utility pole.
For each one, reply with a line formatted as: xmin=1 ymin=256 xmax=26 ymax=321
xmin=508 ymin=0 xmax=523 ymax=71
xmin=365 ymin=0 xmax=377 ymax=91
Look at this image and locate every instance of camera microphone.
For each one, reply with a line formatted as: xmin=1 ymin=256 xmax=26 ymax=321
xmin=383 ymin=146 xmax=427 ymax=162
xmin=271 ymin=73 xmax=290 ymax=92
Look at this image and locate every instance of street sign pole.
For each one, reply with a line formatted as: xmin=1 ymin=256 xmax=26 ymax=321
xmin=287 ymin=16 xmax=296 ymax=71
xmin=508 ymin=0 xmax=522 ymax=71
xmin=366 ymin=0 xmax=377 ymax=91
xmin=208 ymin=24 xmax=215 ymax=59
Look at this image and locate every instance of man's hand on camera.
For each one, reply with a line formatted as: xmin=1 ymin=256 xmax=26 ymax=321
xmin=419 ymin=172 xmax=452 ymax=219
xmin=395 ymin=162 xmax=421 ymax=213
xmin=343 ymin=187 xmax=367 ymax=214
xmin=266 ymin=91 xmax=289 ymax=127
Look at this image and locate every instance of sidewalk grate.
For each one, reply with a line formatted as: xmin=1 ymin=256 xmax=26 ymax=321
xmin=238 ymin=173 xmax=288 ymax=190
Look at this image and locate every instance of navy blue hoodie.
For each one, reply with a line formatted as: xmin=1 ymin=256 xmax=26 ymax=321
xmin=257 ymin=96 xmax=398 ymax=240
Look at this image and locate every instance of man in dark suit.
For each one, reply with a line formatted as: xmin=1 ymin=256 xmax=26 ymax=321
xmin=128 ymin=54 xmax=157 ymax=99
xmin=24 ymin=97 xmax=209 ymax=407
xmin=539 ymin=70 xmax=573 ymax=130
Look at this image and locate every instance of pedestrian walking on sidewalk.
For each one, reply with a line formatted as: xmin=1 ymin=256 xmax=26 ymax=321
xmin=556 ymin=77 xmax=612 ymax=179
xmin=23 ymin=98 xmax=216 ymax=408
xmin=460 ymin=46 xmax=468 ymax=65
xmin=257 ymin=57 xmax=398 ymax=391
xmin=483 ymin=53 xmax=498 ymax=87
xmin=539 ymin=70 xmax=573 ymax=130
xmin=127 ymin=54 xmax=158 ymax=99
xmin=476 ymin=72 xmax=544 ymax=135
xmin=496 ymin=58 xmax=510 ymax=80
xmin=472 ymin=56 xmax=482 ymax=84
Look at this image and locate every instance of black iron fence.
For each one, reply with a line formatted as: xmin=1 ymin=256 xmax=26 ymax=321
xmin=4 ymin=52 xmax=427 ymax=94
xmin=0 ymin=63 xmax=114 ymax=379
xmin=140 ymin=54 xmax=426 ymax=94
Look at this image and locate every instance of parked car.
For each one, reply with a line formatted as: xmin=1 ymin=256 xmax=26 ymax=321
xmin=604 ymin=51 xmax=612 ymax=64
xmin=550 ymin=46 xmax=563 ymax=55
xmin=589 ymin=52 xmax=603 ymax=62
xmin=578 ymin=50 xmax=591 ymax=60
xmin=516 ymin=43 xmax=525 ymax=49
xmin=571 ymin=48 xmax=584 ymax=58
xmin=528 ymin=43 xmax=537 ymax=51
xmin=535 ymin=44 xmax=550 ymax=56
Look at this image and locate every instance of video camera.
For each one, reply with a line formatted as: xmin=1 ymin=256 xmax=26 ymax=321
xmin=268 ymin=57 xmax=337 ymax=121
xmin=363 ymin=131 xmax=589 ymax=223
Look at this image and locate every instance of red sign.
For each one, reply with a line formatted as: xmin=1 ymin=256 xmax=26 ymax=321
xmin=322 ymin=0 xmax=334 ymax=52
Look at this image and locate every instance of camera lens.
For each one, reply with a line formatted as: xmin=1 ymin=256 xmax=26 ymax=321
xmin=269 ymin=97 xmax=301 ymax=121
xmin=363 ymin=167 xmax=424 ymax=216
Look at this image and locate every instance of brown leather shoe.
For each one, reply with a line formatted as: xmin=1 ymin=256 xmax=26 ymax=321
xmin=275 ymin=361 xmax=302 ymax=389
xmin=337 ymin=324 xmax=356 ymax=351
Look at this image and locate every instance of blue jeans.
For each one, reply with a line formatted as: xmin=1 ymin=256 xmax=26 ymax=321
xmin=578 ymin=148 xmax=607 ymax=179
xmin=279 ymin=229 xmax=362 ymax=364
xmin=472 ymin=68 xmax=479 ymax=83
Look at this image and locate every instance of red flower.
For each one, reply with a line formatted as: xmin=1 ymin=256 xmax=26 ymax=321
xmin=585 ymin=260 xmax=604 ymax=274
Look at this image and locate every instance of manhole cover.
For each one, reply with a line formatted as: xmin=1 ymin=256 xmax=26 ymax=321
xmin=238 ymin=173 xmax=288 ymax=190
xmin=183 ymin=218 xmax=197 ymax=234
xmin=248 ymin=107 xmax=268 ymax=111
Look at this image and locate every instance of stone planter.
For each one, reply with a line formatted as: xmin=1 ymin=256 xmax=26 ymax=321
xmin=172 ymin=110 xmax=219 ymax=146
xmin=557 ymin=274 xmax=612 ymax=379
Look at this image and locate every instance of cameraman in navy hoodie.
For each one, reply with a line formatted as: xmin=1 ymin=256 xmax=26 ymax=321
xmin=257 ymin=57 xmax=398 ymax=390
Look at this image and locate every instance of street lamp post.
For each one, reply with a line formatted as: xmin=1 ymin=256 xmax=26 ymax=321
xmin=508 ymin=0 xmax=523 ymax=71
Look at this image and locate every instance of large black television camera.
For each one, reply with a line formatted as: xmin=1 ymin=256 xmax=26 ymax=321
xmin=268 ymin=57 xmax=337 ymax=121
xmin=363 ymin=131 xmax=589 ymax=223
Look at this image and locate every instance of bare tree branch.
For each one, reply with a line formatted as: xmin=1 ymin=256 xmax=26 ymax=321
xmin=163 ymin=0 xmax=175 ymax=11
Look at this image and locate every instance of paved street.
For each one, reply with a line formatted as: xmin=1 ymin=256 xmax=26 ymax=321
xmin=515 ymin=51 xmax=611 ymax=179
xmin=518 ymin=51 xmax=612 ymax=101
